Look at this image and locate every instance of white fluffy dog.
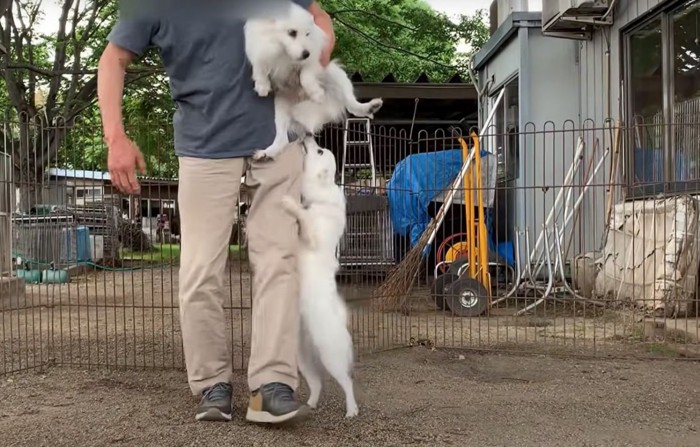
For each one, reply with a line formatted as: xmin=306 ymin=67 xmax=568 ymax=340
xmin=244 ymin=2 xmax=383 ymax=160
xmin=280 ymin=137 xmax=358 ymax=418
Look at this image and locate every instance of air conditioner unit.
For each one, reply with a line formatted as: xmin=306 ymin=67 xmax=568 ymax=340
xmin=542 ymin=0 xmax=613 ymax=40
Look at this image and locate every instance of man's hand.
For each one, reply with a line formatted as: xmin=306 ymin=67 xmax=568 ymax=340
xmin=309 ymin=1 xmax=335 ymax=66
xmin=107 ymin=133 xmax=147 ymax=195
xmin=320 ymin=40 xmax=333 ymax=67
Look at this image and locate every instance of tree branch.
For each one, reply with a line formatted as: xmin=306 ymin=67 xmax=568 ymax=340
xmin=46 ymin=0 xmax=74 ymax=116
xmin=7 ymin=62 xmax=164 ymax=76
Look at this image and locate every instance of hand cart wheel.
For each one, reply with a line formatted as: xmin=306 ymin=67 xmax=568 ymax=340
xmin=444 ymin=276 xmax=490 ymax=317
xmin=430 ymin=273 xmax=459 ymax=310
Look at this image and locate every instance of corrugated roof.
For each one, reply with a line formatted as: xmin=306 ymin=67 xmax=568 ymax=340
xmin=350 ymin=71 xmax=468 ymax=84
xmin=48 ymin=168 xmax=188 ymax=185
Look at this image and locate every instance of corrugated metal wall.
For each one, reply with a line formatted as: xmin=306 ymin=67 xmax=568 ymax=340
xmin=578 ymin=0 xmax=665 ymax=123
xmin=575 ymin=1 xmax=666 ymax=254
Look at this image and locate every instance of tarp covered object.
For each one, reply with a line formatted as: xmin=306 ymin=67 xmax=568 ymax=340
xmin=595 ymin=195 xmax=699 ymax=316
xmin=387 ymin=149 xmax=463 ymax=246
xmin=386 ymin=148 xmax=501 ymax=249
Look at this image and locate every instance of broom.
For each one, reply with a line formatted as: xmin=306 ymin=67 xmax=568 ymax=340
xmin=376 ymin=137 xmax=480 ymax=313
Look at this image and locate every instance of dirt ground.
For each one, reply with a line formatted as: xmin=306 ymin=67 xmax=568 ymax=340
xmin=3 ymin=266 xmax=700 ymax=445
xmin=1 ymin=347 xmax=700 ymax=447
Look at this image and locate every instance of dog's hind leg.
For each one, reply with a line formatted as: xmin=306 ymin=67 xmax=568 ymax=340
xmin=326 ymin=63 xmax=383 ymax=118
xmin=298 ymin=328 xmax=323 ymax=409
xmin=317 ymin=330 xmax=359 ymax=418
xmin=253 ymin=98 xmax=292 ymax=160
xmin=346 ymin=97 xmax=384 ymax=119
xmin=290 ymin=100 xmax=335 ymax=135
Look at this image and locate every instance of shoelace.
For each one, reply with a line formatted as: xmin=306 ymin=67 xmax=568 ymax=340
xmin=203 ymin=383 xmax=232 ymax=402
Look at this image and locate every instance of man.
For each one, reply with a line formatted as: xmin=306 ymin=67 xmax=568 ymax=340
xmin=97 ymin=0 xmax=335 ymax=424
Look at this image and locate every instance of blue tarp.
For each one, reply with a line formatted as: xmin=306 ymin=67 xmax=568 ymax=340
xmin=387 ymin=149 xmax=463 ymax=245
xmin=386 ymin=150 xmax=514 ymax=266
xmin=634 ymin=147 xmax=691 ymax=183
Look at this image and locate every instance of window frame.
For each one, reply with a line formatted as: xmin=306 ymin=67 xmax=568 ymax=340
xmin=490 ymin=74 xmax=520 ymax=184
xmin=623 ymin=0 xmax=700 ymax=198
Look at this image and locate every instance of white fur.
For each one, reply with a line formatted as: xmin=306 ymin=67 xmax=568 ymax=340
xmin=244 ymin=3 xmax=383 ymax=160
xmin=280 ymin=137 xmax=358 ymax=418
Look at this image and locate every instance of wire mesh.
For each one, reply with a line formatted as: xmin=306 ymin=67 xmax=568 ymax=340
xmin=2 ymin=114 xmax=700 ymax=377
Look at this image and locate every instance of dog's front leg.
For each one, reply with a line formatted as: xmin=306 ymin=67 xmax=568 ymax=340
xmin=299 ymin=65 xmax=326 ymax=103
xmin=250 ymin=60 xmax=273 ymax=97
xmin=280 ymin=196 xmax=317 ymax=249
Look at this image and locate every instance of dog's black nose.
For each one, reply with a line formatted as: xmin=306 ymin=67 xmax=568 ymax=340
xmin=301 ymin=50 xmax=310 ymax=59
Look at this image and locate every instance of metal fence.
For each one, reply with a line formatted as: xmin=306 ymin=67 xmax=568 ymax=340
xmin=2 ymin=115 xmax=700 ymax=377
xmin=0 ymin=152 xmax=11 ymax=276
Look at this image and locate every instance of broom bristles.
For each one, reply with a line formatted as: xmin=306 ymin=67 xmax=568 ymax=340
xmin=375 ymin=219 xmax=437 ymax=312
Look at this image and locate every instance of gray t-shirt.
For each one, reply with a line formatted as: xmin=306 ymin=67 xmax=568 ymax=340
xmin=107 ymin=0 xmax=313 ymax=159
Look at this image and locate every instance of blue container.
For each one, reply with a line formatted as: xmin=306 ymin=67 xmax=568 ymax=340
xmin=75 ymin=226 xmax=91 ymax=263
xmin=17 ymin=269 xmax=42 ymax=284
xmin=59 ymin=226 xmax=92 ymax=264
xmin=42 ymin=269 xmax=70 ymax=284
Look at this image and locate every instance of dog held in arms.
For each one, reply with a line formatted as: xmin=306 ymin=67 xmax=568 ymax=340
xmin=244 ymin=2 xmax=383 ymax=160
xmin=280 ymin=137 xmax=359 ymax=418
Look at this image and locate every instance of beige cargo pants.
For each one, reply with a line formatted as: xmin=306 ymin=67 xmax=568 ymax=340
xmin=177 ymin=142 xmax=303 ymax=396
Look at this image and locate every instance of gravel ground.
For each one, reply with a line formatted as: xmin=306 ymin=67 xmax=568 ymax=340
xmin=2 ymin=347 xmax=700 ymax=447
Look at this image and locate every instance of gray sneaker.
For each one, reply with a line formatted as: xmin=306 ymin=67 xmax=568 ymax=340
xmin=245 ymin=382 xmax=309 ymax=424
xmin=195 ymin=382 xmax=233 ymax=422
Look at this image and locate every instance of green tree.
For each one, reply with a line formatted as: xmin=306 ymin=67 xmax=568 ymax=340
xmin=0 ymin=0 xmax=160 ymax=207
xmin=322 ymin=0 xmax=459 ymax=81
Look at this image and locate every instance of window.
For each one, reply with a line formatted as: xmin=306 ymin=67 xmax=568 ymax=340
xmin=625 ymin=0 xmax=700 ymax=196
xmin=74 ymin=187 xmax=103 ymax=201
xmin=492 ymin=77 xmax=520 ymax=182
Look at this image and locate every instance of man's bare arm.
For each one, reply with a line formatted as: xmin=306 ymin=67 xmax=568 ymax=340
xmin=97 ymin=42 xmax=146 ymax=194
xmin=97 ymin=42 xmax=134 ymax=144
xmin=308 ymin=1 xmax=335 ymax=66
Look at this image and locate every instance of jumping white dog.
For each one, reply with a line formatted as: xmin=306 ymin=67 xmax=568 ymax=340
xmin=280 ymin=137 xmax=359 ymax=418
xmin=244 ymin=2 xmax=383 ymax=160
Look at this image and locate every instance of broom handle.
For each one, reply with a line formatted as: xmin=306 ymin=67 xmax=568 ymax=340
xmin=424 ymin=88 xmax=506 ymax=250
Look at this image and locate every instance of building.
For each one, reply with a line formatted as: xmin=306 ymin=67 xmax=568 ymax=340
xmin=473 ymin=0 xmax=700 ymax=260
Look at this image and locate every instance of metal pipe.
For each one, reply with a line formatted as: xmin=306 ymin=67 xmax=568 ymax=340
xmin=423 ymin=88 xmax=506 ymax=252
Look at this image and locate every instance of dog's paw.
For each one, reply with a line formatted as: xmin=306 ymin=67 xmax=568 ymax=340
xmin=252 ymin=149 xmax=269 ymax=161
xmin=304 ymin=234 xmax=318 ymax=251
xmin=280 ymin=195 xmax=299 ymax=213
xmin=307 ymin=397 xmax=319 ymax=409
xmin=253 ymin=81 xmax=271 ymax=97
xmin=345 ymin=404 xmax=359 ymax=418
xmin=367 ymin=98 xmax=383 ymax=116
xmin=308 ymin=88 xmax=326 ymax=103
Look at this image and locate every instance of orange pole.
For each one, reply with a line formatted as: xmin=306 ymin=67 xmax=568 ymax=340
xmin=471 ymin=132 xmax=492 ymax=296
xmin=459 ymin=137 xmax=476 ymax=279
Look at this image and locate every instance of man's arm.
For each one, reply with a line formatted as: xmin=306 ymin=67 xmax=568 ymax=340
xmin=97 ymin=18 xmax=155 ymax=194
xmin=97 ymin=43 xmax=134 ymax=145
xmin=308 ymin=1 xmax=335 ymax=66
